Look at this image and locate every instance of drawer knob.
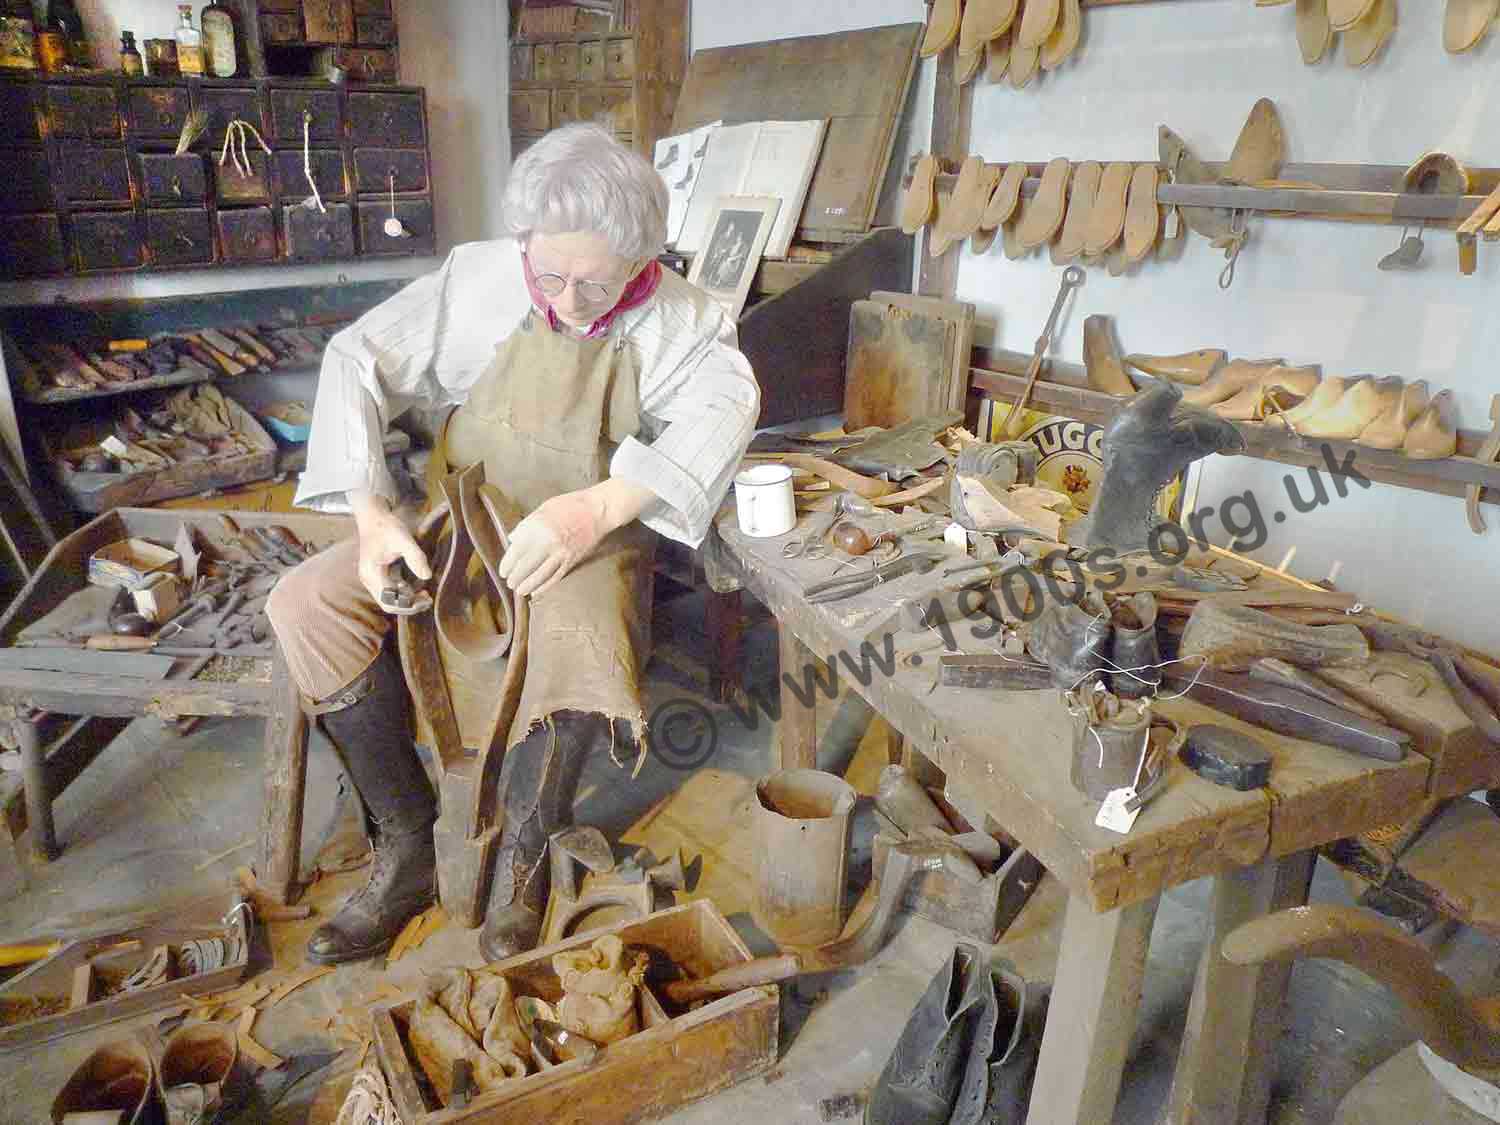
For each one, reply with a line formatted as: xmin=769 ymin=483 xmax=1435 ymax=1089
xmin=171 ymin=177 xmax=183 ymax=197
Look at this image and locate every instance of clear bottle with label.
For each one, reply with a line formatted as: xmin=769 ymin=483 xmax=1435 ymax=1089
xmin=46 ymin=0 xmax=87 ymax=66
xmin=174 ymin=4 xmax=203 ymax=76
xmin=119 ymin=29 xmax=142 ymax=76
xmin=200 ymin=2 xmax=235 ymax=78
xmin=0 ymin=0 xmax=37 ymax=71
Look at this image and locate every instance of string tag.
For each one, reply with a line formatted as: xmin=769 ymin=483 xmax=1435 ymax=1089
xmin=1096 ymin=786 xmax=1141 ymax=835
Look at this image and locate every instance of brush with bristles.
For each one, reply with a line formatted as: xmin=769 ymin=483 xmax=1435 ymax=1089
xmin=174 ymin=108 xmax=209 ymax=156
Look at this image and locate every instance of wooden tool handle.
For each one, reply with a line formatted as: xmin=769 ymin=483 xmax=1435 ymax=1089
xmin=84 ymin=635 xmax=157 ymax=651
xmin=663 ymin=953 xmax=803 ymax=1005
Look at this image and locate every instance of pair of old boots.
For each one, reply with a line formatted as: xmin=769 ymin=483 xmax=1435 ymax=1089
xmin=1026 ymin=591 xmax=1162 ymax=699
xmin=306 ymin=648 xmax=595 ymax=966
xmin=867 ymin=944 xmax=1048 ymax=1125
xmin=53 ymin=1023 xmax=238 ymax=1124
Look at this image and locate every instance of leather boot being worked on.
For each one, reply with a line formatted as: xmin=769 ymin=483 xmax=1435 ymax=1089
xmin=305 ymin=647 xmax=438 ymax=965
xmin=479 ymin=711 xmax=601 ymax=962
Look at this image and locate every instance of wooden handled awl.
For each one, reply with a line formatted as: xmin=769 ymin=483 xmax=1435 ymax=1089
xmin=663 ymin=953 xmax=803 ymax=1005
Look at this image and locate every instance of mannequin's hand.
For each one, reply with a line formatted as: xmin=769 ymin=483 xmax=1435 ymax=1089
xmin=499 ymin=480 xmax=655 ymax=598
xmin=350 ymin=491 xmax=430 ymax=606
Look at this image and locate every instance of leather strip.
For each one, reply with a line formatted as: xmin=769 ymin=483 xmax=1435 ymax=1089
xmin=433 ymin=463 xmax=516 ymax=663
xmin=304 ymin=660 xmax=380 ymax=715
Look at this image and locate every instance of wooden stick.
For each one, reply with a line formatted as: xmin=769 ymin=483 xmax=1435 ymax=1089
xmin=1467 ymin=395 xmax=1500 ymax=535
xmin=237 ymin=1007 xmax=285 ymax=1069
xmin=744 ymin=454 xmax=898 ymax=499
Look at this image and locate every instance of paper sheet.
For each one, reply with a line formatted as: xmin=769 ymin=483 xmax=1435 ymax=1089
xmin=655 ymin=121 xmax=720 ymax=246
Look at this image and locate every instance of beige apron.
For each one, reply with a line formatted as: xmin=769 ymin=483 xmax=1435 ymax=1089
xmin=425 ymin=311 xmax=655 ymax=759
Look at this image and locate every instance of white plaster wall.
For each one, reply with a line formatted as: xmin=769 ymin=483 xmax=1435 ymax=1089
xmin=0 ymin=0 xmax=510 ymax=306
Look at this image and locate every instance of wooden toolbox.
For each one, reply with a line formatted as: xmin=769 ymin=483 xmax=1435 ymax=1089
xmin=372 ymin=900 xmax=778 ymax=1124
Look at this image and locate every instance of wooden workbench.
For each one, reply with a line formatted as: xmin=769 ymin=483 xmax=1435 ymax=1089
xmin=708 ymin=509 xmax=1481 ymax=1125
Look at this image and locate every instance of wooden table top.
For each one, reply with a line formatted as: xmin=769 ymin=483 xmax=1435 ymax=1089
xmin=714 ymin=512 xmax=1439 ymax=913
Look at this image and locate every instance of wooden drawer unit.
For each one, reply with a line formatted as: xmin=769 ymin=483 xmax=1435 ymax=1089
xmin=44 ymin=84 xmax=120 ymax=140
xmin=533 ymin=43 xmax=554 ymax=82
xmin=59 ymin=146 xmax=131 ymax=204
xmin=579 ymin=87 xmax=634 ymax=133
xmin=197 ymin=87 xmax=264 ymax=142
xmin=348 ymin=91 xmax=423 ymax=145
xmin=261 ymin=11 xmax=303 ymax=43
xmin=0 ymin=83 xmax=39 ymax=142
xmin=138 ymin=153 xmax=208 ymax=204
xmin=551 ymin=42 xmax=580 ymax=81
xmin=259 ymin=0 xmax=301 ymax=9
xmin=127 ymin=85 xmax=191 ymax=139
xmin=510 ymin=42 xmax=533 ymax=81
xmin=217 ymin=206 xmax=277 ymax=262
xmin=146 ymin=207 xmax=213 ymax=266
xmin=284 ymin=200 xmax=353 ymax=260
xmin=352 ymin=0 xmax=391 ymax=13
xmin=270 ymin=87 xmax=342 ymax=142
xmin=605 ymin=37 xmax=636 ymax=81
xmin=356 ymin=16 xmax=395 ymax=45
xmin=70 ymin=211 xmax=143 ymax=271
xmin=0 ymin=214 xmax=65 ymax=275
xmin=353 ymin=147 xmax=426 ymax=194
xmin=510 ymin=91 xmax=549 ymax=135
xmin=1 ymin=149 xmax=53 ymax=213
xmin=579 ymin=40 xmax=605 ymax=83
xmin=303 ymin=0 xmax=355 ymax=44
xmin=276 ymin=149 xmax=347 ymax=199
xmin=552 ymin=89 xmax=580 ymax=128
xmin=358 ymin=198 xmax=432 ymax=255
xmin=214 ymin=150 xmax=272 ymax=204
xmin=319 ymin=47 xmax=396 ymax=82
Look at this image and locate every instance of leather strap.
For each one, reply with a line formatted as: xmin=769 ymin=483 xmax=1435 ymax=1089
xmin=433 ymin=463 xmax=516 ymax=663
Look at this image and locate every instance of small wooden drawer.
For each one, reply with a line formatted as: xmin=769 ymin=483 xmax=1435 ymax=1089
xmin=359 ymin=198 xmax=433 ymax=255
xmin=197 ymin=87 xmax=264 ymax=142
xmin=139 ymin=153 xmax=208 ymax=204
xmin=509 ymin=91 xmax=549 ymax=134
xmin=284 ymin=201 xmax=354 ymax=260
xmin=331 ymin=46 xmax=396 ymax=82
xmin=259 ymin=0 xmax=301 ymax=11
xmin=0 ymin=214 xmax=65 ymax=276
xmin=0 ymin=83 xmax=39 ymax=142
xmin=270 ymin=87 xmax=342 ymax=142
xmin=214 ymin=150 xmax=272 ymax=204
xmin=353 ymin=147 xmax=427 ymax=194
xmin=217 ymin=206 xmax=277 ymax=262
xmin=533 ymin=43 xmax=554 ymax=82
xmin=552 ymin=42 xmax=580 ymax=81
xmin=348 ymin=91 xmax=424 ymax=145
xmin=353 ymin=0 xmax=391 ymax=13
xmin=356 ymin=16 xmax=395 ymax=45
xmin=59 ymin=145 xmax=131 ymax=204
xmin=605 ymin=37 xmax=636 ymax=81
xmin=276 ymin=149 xmax=347 ymax=199
xmin=146 ymin=208 xmax=213 ymax=266
xmin=552 ymin=88 xmax=580 ymax=128
xmin=1 ymin=148 xmax=53 ymax=213
xmin=261 ymin=12 xmax=303 ymax=43
xmin=304 ymin=0 xmax=355 ymax=44
xmin=71 ymin=211 xmax=144 ymax=271
xmin=578 ymin=87 xmax=634 ymax=132
xmin=579 ymin=40 xmax=605 ymax=83
xmin=127 ymin=85 xmax=192 ymax=138
xmin=44 ymin=84 xmax=120 ymax=140
xmin=510 ymin=43 xmax=533 ymax=81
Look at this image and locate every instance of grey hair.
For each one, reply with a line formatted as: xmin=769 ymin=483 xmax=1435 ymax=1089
xmin=501 ymin=123 xmax=668 ymax=260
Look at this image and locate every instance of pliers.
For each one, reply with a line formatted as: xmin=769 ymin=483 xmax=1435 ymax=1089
xmin=803 ymin=552 xmax=944 ymax=605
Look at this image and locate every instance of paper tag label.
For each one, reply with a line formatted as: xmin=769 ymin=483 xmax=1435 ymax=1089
xmin=1096 ymin=786 xmax=1141 ymax=835
xmin=944 ymin=522 xmax=969 ymax=551
xmin=100 ymin=435 xmax=129 ymax=457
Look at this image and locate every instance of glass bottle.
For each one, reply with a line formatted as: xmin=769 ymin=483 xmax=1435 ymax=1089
xmin=0 ymin=0 xmax=37 ymax=71
xmin=199 ymin=2 xmax=235 ymax=78
xmin=45 ymin=0 xmax=87 ymax=66
xmin=174 ymin=4 xmax=203 ymax=76
xmin=119 ymin=29 xmax=142 ymax=76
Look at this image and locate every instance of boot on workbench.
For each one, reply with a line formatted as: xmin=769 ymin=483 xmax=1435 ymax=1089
xmin=305 ymin=648 xmax=437 ymax=965
xmin=479 ymin=712 xmax=598 ymax=962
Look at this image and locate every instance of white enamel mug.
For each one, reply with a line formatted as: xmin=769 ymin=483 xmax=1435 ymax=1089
xmin=734 ymin=464 xmax=796 ymax=538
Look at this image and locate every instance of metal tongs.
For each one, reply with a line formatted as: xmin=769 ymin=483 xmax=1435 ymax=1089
xmin=378 ymin=558 xmax=432 ymax=616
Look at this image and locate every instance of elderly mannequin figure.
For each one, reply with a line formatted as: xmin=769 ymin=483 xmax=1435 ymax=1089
xmin=267 ymin=124 xmax=759 ymax=965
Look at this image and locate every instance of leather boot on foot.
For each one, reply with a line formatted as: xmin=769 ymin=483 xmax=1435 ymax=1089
xmin=305 ymin=648 xmax=438 ymax=965
xmin=479 ymin=712 xmax=599 ymax=962
xmin=866 ymin=943 xmax=998 ymax=1125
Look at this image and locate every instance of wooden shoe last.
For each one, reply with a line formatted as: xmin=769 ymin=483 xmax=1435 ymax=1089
xmin=1402 ymin=390 xmax=1458 ymax=459
xmin=1358 ymin=379 xmax=1429 ymax=450
xmin=1125 ymin=348 xmax=1226 ymax=385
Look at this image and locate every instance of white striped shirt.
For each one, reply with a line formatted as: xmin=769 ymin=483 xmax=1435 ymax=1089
xmin=294 ymin=237 xmax=760 ymax=547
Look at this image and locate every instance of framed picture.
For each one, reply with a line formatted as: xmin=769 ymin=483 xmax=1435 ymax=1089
xmin=687 ymin=195 xmax=781 ymax=320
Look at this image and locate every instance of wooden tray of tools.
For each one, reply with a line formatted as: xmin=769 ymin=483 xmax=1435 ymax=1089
xmin=0 ymin=893 xmax=251 ymax=1051
xmin=372 ymin=901 xmax=778 ymax=1124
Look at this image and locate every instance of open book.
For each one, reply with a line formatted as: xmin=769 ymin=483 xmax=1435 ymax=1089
xmin=674 ymin=119 xmax=828 ymax=259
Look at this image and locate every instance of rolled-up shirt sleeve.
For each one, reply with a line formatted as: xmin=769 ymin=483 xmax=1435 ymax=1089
xmin=610 ymin=281 xmax=759 ymax=547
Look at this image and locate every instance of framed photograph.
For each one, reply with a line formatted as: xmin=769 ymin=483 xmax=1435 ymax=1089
xmin=687 ymin=195 xmax=781 ymax=320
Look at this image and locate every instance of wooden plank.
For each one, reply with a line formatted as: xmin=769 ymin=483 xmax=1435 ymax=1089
xmin=750 ymin=259 xmax=822 ymax=298
xmin=1025 ymin=892 xmax=1161 ymax=1125
xmin=844 ymin=298 xmax=958 ymax=430
xmin=918 ymin=42 xmax=971 ymax=300
xmin=0 ymin=648 xmax=176 ymax=679
xmin=257 ymin=651 xmax=308 ymax=905
xmin=1165 ymin=850 xmax=1316 ymax=1125
xmin=15 ymin=713 xmax=55 ymax=861
xmin=0 ymin=667 xmax=273 ymax=718
xmin=775 ymin=624 xmax=819 ymax=771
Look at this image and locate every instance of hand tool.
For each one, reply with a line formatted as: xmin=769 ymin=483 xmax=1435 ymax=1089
xmin=803 ymin=551 xmax=944 ymax=604
xmin=380 ymin=558 xmax=433 ymax=616
xmin=248 ymin=527 xmax=301 ymax=568
xmin=782 ymin=494 xmax=868 ymax=560
xmin=1002 ymin=266 xmax=1085 ymax=438
xmin=263 ymin=524 xmax=310 ymax=560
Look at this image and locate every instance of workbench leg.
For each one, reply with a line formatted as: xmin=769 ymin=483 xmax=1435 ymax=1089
xmin=704 ymin=587 xmax=745 ymax=704
xmin=1025 ymin=891 xmax=1160 ymax=1125
xmin=774 ymin=624 xmax=819 ymax=771
xmin=15 ymin=709 xmax=56 ymax=862
xmin=258 ymin=652 xmax=309 ymax=905
xmin=1164 ymin=850 xmax=1316 ymax=1125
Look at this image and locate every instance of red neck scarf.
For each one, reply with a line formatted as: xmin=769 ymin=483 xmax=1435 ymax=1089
xmin=521 ymin=247 xmax=662 ymax=340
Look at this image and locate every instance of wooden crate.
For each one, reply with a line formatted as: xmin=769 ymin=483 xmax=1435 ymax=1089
xmin=372 ymin=901 xmax=778 ymax=1124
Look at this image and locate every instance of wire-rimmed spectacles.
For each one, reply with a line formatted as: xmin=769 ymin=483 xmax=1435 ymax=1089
xmin=524 ymin=252 xmax=621 ymax=305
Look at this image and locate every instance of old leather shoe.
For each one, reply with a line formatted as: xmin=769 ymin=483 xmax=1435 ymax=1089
xmin=52 ymin=1038 xmax=156 ymax=1124
xmin=866 ymin=943 xmax=998 ymax=1125
xmin=157 ymin=1021 xmax=238 ymax=1125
